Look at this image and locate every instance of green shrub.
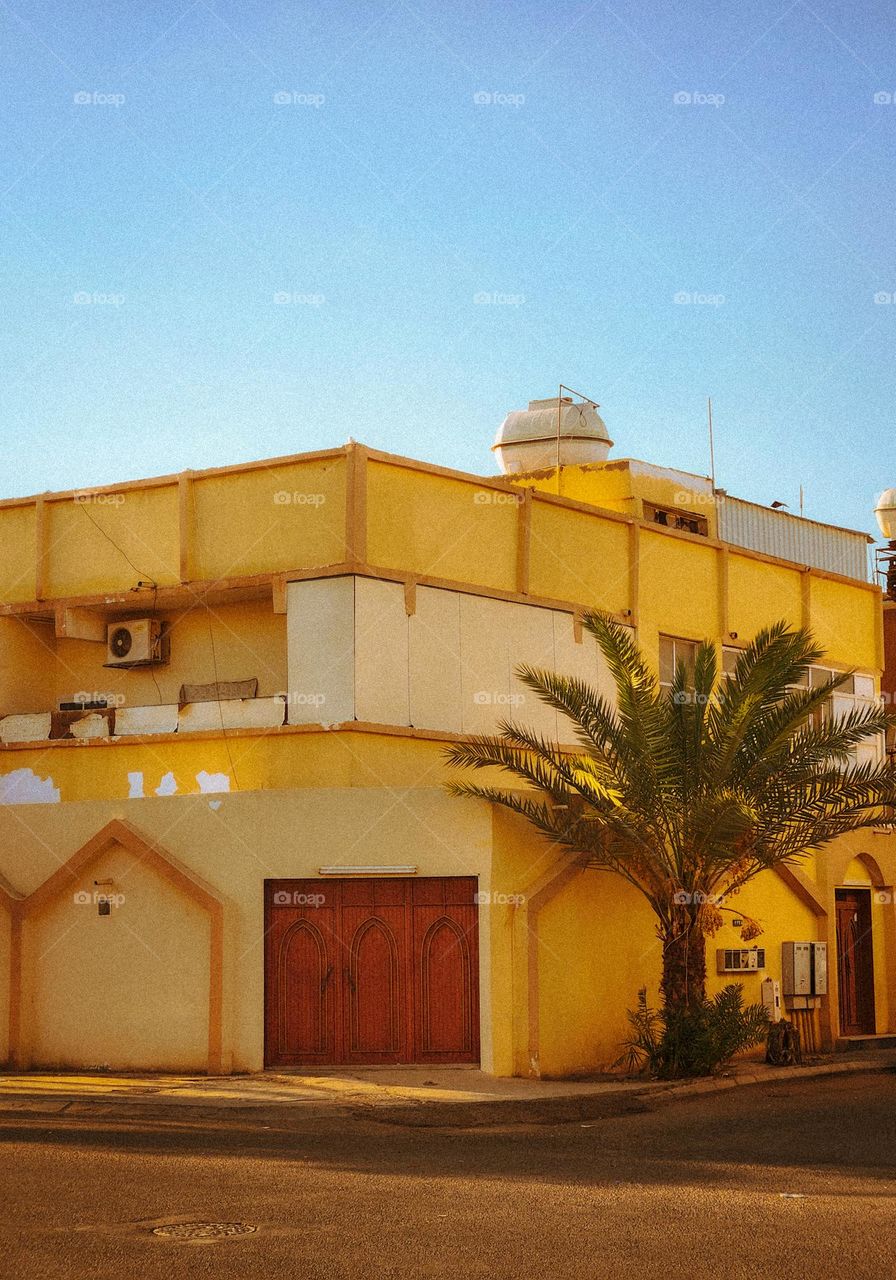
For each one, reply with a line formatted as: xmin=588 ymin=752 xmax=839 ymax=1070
xmin=619 ymin=984 xmax=769 ymax=1079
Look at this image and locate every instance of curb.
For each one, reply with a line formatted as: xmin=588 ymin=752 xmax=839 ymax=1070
xmin=357 ymin=1055 xmax=896 ymax=1128
xmin=0 ymin=1055 xmax=892 ymax=1129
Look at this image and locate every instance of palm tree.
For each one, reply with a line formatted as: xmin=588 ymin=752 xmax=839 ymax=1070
xmin=445 ymin=614 xmax=896 ymax=1017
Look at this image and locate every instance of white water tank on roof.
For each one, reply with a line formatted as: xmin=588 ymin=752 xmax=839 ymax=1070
xmin=874 ymin=489 xmax=896 ymax=540
xmin=493 ymin=396 xmax=613 ymax=475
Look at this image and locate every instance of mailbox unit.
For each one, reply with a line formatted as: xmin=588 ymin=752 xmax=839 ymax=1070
xmin=715 ymin=947 xmax=766 ymax=973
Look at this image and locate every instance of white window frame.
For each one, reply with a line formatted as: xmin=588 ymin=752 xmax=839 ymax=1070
xmin=659 ymin=634 xmax=699 ymax=694
xmin=803 ymin=664 xmax=882 ymax=766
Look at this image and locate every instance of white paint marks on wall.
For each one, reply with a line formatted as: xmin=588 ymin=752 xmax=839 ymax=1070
xmin=196 ymin=771 xmax=231 ymax=794
xmin=128 ymin=771 xmax=229 ymax=799
xmin=0 ymin=768 xmax=61 ymax=804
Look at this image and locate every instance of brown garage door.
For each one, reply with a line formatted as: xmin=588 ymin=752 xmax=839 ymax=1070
xmin=264 ymin=877 xmax=480 ymax=1067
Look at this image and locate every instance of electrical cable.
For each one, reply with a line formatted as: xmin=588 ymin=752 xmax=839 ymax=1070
xmin=75 ymin=501 xmax=164 ymax=705
xmin=76 ymin=492 xmax=243 ymax=788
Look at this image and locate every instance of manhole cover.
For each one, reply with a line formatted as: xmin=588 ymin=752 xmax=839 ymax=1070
xmin=151 ymin=1222 xmax=257 ymax=1241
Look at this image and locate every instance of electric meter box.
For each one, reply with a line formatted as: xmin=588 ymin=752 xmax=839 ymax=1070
xmin=782 ymin=941 xmax=827 ymax=996
xmin=761 ymin=977 xmax=782 ymax=1023
xmin=812 ymin=941 xmax=828 ymax=996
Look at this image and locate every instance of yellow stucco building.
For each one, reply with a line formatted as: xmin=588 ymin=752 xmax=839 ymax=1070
xmin=0 ymin=398 xmax=891 ymax=1077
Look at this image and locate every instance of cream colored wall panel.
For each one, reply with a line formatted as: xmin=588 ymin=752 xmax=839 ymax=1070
xmin=551 ymin=611 xmax=604 ymax=744
xmin=115 ymin=705 xmax=179 ymax=736
xmin=0 ymin=713 xmax=51 ymax=744
xmin=552 ymin=611 xmax=599 ymax=683
xmin=69 ymin=713 xmax=112 ymax=740
xmin=506 ymin=603 xmax=558 ymax=739
xmin=177 ymin=696 xmax=286 ymax=733
xmin=408 ymin=587 xmax=463 ymax=733
xmin=554 ymin=613 xmax=620 ymax=699
xmin=286 ymin=578 xmax=354 ymax=724
xmin=176 ymin=701 xmax=228 ymax=733
xmin=354 ymin=578 xmax=410 ymax=725
xmin=459 ymin=595 xmax=515 ymax=735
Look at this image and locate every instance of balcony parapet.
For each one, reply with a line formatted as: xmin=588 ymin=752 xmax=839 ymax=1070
xmin=0 ymin=696 xmax=287 ymax=745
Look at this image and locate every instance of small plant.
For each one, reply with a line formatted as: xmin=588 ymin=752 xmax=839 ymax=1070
xmin=619 ymin=984 xmax=769 ymax=1079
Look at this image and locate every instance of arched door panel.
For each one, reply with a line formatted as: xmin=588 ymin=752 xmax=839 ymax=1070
xmin=278 ymin=921 xmax=332 ymax=1058
xmin=344 ymin=916 xmax=405 ymax=1061
xmin=411 ymin=888 xmax=479 ymax=1063
xmin=265 ymin=881 xmax=337 ymax=1067
xmin=417 ymin=917 xmax=474 ymax=1055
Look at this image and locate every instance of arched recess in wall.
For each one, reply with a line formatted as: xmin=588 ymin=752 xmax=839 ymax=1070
xmin=853 ymin=850 xmax=887 ymax=888
xmin=829 ymin=846 xmax=889 ymax=891
xmin=10 ymin=818 xmax=225 ymax=1074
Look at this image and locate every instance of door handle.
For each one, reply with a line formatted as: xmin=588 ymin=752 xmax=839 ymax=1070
xmin=344 ymin=967 xmax=356 ymax=994
xmin=320 ymin=965 xmax=333 ymax=995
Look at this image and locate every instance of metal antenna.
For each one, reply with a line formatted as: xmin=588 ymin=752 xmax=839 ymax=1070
xmin=556 ymin=384 xmax=601 ymax=496
xmin=708 ymin=397 xmax=716 ymax=491
xmin=556 ymin=383 xmax=562 ymax=490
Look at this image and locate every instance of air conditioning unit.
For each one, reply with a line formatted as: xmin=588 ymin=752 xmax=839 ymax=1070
xmin=105 ymin=619 xmax=167 ymax=668
xmin=716 ymin=948 xmax=766 ymax=973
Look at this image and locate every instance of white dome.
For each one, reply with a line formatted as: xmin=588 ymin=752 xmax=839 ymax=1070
xmin=874 ymin=488 xmax=896 ymax=540
xmin=493 ymin=397 xmax=613 ymax=475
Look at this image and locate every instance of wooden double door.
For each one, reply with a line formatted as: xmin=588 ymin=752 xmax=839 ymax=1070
xmin=264 ymin=877 xmax=480 ymax=1067
xmin=835 ymin=888 xmax=876 ymax=1037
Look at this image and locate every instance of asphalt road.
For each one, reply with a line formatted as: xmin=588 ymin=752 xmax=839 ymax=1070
xmin=1 ymin=1072 xmax=895 ymax=1280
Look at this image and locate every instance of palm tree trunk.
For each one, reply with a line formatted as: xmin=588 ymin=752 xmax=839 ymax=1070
xmin=660 ymin=908 xmax=707 ymax=1012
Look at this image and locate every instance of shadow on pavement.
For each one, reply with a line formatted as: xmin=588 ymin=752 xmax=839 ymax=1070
xmin=0 ymin=1072 xmax=894 ymax=1191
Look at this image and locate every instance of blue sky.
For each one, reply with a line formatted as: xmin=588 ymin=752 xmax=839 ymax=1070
xmin=0 ymin=0 xmax=894 ymax=538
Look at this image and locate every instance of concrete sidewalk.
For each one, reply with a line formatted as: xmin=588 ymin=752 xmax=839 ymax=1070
xmin=1 ymin=1052 xmax=895 ymax=1126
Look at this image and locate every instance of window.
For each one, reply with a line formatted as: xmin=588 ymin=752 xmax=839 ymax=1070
xmin=643 ymin=502 xmax=708 ymax=537
xmin=721 ymin=646 xmax=741 ymax=681
xmin=659 ymin=635 xmax=699 ymax=693
xmin=694 ymin=652 xmax=881 ymax=765
xmin=810 ymin=665 xmax=852 ymax=694
xmin=801 ymin=665 xmax=882 ymax=765
xmin=661 ymin=644 xmax=881 ymax=763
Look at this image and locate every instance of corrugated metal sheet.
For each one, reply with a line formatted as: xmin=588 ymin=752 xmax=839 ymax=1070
xmin=717 ymin=496 xmax=870 ymax=581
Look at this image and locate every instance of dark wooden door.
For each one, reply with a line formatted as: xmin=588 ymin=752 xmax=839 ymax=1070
xmin=265 ymin=877 xmax=479 ymax=1067
xmin=835 ymin=888 xmax=875 ymax=1036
